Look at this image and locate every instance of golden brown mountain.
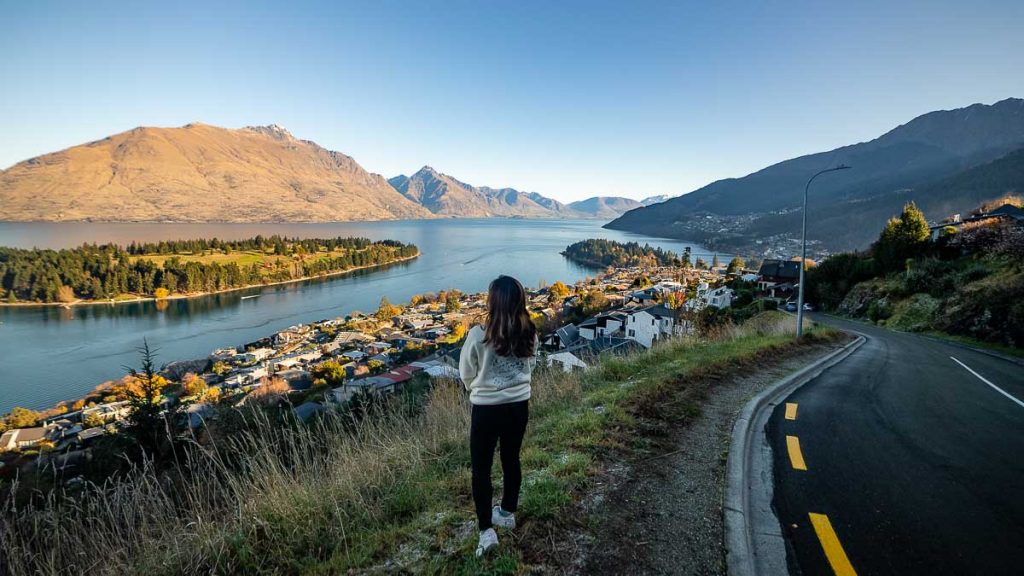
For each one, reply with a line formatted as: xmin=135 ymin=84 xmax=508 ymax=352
xmin=0 ymin=122 xmax=432 ymax=222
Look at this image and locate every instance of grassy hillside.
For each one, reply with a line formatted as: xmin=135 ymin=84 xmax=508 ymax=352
xmin=1 ymin=313 xmax=839 ymax=575
xmin=807 ymin=203 xmax=1023 ymax=349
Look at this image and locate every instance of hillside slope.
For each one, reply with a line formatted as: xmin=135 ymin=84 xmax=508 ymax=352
xmin=606 ymin=98 xmax=1024 ymax=251
xmin=0 ymin=123 xmax=432 ymax=222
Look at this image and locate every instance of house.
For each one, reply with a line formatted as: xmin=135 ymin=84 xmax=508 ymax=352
xmin=235 ymin=347 xmax=274 ymax=364
xmin=80 ymin=401 xmax=131 ymax=424
xmin=545 ymin=351 xmax=588 ymax=373
xmin=367 ymin=342 xmax=391 ymax=355
xmin=0 ymin=426 xmax=50 ymax=451
xmin=423 ymin=327 xmax=450 ymax=340
xmin=399 ymin=316 xmax=432 ymax=331
xmin=186 ymin=403 xmax=214 ymax=429
xmin=76 ymin=426 xmax=106 ymax=445
xmin=625 ymin=304 xmax=676 ymax=348
xmin=293 ymin=402 xmax=327 ymax=422
xmin=210 ymin=348 xmax=238 ymax=362
xmin=331 ymin=376 xmax=400 ymax=403
xmin=929 ymin=203 xmax=1024 ymax=239
xmin=342 ymin=350 xmax=369 ymax=362
xmin=333 ymin=331 xmax=374 ymax=347
xmin=277 ymin=369 xmax=312 ymax=390
xmin=424 ymin=364 xmax=460 ymax=379
xmin=628 ymin=288 xmax=661 ymax=305
xmin=544 ymin=324 xmax=580 ymax=350
xmin=273 ymin=325 xmax=309 ymax=346
xmin=578 ymin=311 xmax=627 ymax=341
xmin=757 ymin=260 xmax=801 ymax=292
xmin=705 ymin=286 xmax=733 ymax=309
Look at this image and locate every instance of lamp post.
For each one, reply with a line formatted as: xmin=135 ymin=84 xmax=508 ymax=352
xmin=796 ymin=164 xmax=850 ymax=338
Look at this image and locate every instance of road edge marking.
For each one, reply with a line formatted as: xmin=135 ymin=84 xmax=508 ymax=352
xmin=785 ymin=402 xmax=798 ymax=420
xmin=950 ymin=356 xmax=1024 ymax=409
xmin=808 ymin=512 xmax=858 ymax=576
xmin=786 ymin=435 xmax=807 ymax=470
xmin=724 ymin=334 xmax=864 ymax=576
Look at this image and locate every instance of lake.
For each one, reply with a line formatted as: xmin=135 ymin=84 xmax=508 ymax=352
xmin=0 ymin=219 xmax=721 ymax=413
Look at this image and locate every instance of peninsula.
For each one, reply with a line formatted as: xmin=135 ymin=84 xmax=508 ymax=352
xmin=0 ymin=235 xmax=419 ymax=306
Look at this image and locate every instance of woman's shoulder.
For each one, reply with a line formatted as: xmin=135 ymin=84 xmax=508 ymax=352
xmin=466 ymin=324 xmax=485 ymax=340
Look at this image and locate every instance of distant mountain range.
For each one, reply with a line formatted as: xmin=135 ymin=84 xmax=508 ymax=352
xmin=0 ymin=123 xmax=431 ymax=222
xmin=387 ymin=166 xmax=641 ymax=219
xmin=606 ymin=98 xmax=1024 ymax=253
xmin=5 ymin=98 xmax=1018 ymax=232
xmin=0 ymin=125 xmax=645 ymax=222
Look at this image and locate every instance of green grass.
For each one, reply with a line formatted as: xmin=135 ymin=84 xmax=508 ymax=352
xmin=134 ymin=248 xmax=355 ymax=268
xmin=1 ymin=312 xmax=841 ymax=575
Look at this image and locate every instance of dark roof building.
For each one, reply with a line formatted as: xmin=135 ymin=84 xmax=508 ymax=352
xmin=757 ymin=259 xmax=801 ymax=283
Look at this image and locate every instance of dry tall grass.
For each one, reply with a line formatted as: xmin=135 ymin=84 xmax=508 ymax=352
xmin=1 ymin=372 xmax=584 ymax=575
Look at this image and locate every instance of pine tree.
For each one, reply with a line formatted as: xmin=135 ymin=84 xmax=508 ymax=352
xmin=873 ymin=202 xmax=931 ymax=272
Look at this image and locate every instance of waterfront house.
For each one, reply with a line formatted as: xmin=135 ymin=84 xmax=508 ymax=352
xmin=0 ymin=427 xmax=49 ymax=451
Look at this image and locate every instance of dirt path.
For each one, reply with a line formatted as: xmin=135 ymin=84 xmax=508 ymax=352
xmin=574 ymin=344 xmax=843 ymax=575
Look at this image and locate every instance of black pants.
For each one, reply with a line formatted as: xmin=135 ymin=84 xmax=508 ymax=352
xmin=470 ymin=399 xmax=529 ymax=530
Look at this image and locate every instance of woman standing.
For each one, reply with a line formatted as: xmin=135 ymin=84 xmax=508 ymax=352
xmin=459 ymin=275 xmax=538 ymax=557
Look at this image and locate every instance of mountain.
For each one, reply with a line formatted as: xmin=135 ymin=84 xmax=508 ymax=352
xmin=386 ymin=168 xmax=646 ymax=219
xmin=606 ymin=98 xmax=1024 ymax=253
xmin=0 ymin=123 xmax=432 ymax=222
xmin=566 ymin=196 xmax=643 ymax=218
xmin=641 ymin=195 xmax=672 ymax=206
xmin=388 ymin=167 xmax=568 ymax=217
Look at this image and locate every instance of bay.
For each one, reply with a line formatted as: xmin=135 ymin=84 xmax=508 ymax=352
xmin=0 ymin=219 xmax=722 ymax=413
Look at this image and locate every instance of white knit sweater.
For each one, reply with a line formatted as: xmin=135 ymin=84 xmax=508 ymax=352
xmin=458 ymin=326 xmax=535 ymax=405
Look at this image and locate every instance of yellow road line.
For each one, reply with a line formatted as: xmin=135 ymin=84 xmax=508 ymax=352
xmin=809 ymin=512 xmax=858 ymax=576
xmin=785 ymin=402 xmax=798 ymax=420
xmin=786 ymin=435 xmax=807 ymax=470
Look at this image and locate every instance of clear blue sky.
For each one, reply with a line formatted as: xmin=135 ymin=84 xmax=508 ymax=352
xmin=2 ymin=0 xmax=1022 ymax=202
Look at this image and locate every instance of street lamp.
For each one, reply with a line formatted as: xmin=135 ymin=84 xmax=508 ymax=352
xmin=796 ymin=164 xmax=851 ymax=338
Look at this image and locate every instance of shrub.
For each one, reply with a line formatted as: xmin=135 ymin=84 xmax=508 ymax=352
xmin=887 ymin=294 xmax=940 ymax=332
xmin=866 ymin=299 xmax=892 ymax=324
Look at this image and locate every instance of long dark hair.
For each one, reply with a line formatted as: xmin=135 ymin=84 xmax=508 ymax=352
xmin=484 ymin=275 xmax=536 ymax=358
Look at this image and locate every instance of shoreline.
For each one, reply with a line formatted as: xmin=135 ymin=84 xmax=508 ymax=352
xmin=0 ymin=252 xmax=420 ymax=308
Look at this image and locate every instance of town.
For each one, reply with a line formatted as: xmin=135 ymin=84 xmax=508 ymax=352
xmin=0 ymin=249 xmax=809 ymax=478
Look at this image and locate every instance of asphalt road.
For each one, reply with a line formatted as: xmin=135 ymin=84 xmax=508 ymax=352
xmin=768 ymin=316 xmax=1024 ymax=576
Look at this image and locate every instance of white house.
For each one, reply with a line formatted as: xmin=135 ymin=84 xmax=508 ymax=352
xmin=578 ymin=311 xmax=628 ymax=341
xmin=684 ymin=283 xmax=734 ymax=311
xmin=705 ymin=286 xmax=734 ymax=309
xmin=625 ymin=304 xmax=676 ymax=348
xmin=342 ymin=350 xmax=368 ymax=361
xmin=546 ymin=351 xmax=589 ymax=373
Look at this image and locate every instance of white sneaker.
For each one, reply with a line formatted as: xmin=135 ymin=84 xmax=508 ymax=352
xmin=476 ymin=528 xmax=498 ymax=557
xmin=491 ymin=505 xmax=516 ymax=529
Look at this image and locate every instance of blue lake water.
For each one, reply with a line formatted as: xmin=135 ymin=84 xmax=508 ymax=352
xmin=0 ymin=219 xmax=721 ymax=413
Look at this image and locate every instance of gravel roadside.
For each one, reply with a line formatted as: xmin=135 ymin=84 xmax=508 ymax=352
xmin=573 ymin=344 xmax=844 ymax=575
